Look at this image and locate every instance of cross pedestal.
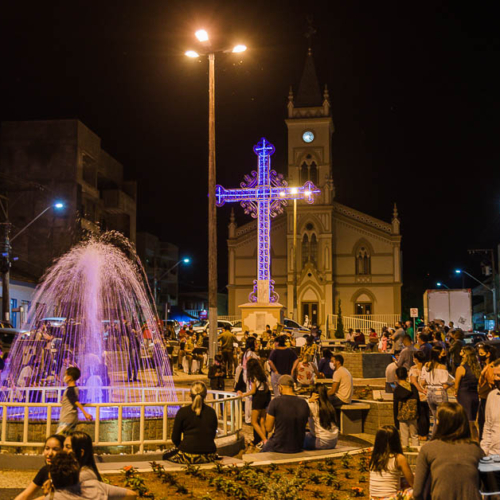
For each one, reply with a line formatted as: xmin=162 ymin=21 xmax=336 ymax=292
xmin=216 ymin=137 xmax=319 ymax=331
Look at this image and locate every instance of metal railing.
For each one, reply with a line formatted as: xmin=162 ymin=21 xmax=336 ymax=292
xmin=328 ymin=314 xmax=401 ymax=335
xmin=0 ymin=387 xmax=242 ymax=453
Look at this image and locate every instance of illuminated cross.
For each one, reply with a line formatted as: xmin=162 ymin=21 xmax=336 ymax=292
xmin=216 ymin=137 xmax=320 ymax=304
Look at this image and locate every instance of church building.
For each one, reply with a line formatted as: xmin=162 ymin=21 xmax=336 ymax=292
xmin=226 ymin=49 xmax=402 ymax=330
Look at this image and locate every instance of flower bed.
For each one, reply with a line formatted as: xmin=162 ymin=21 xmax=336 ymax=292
xmin=107 ymin=451 xmax=372 ymax=499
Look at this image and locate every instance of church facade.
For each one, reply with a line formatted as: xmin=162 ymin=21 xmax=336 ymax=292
xmin=226 ymin=50 xmax=402 ymax=329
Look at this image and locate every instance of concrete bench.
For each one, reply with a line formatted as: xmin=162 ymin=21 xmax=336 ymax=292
xmin=339 ymin=402 xmax=370 ymax=434
xmin=242 ymin=442 xmax=359 ymax=464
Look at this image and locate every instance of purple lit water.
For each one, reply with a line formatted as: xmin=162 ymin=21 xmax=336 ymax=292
xmin=0 ymin=232 xmax=177 ymax=416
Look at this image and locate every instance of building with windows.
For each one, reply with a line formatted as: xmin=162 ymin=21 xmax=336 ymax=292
xmin=226 ymin=50 xmax=402 ymax=329
xmin=0 ymin=119 xmax=137 ymax=282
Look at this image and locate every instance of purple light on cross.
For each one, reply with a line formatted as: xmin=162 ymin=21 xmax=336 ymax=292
xmin=216 ymin=137 xmax=320 ymax=303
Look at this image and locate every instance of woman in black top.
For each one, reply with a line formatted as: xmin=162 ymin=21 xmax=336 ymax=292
xmin=165 ymin=381 xmax=218 ymax=464
xmin=455 ymin=345 xmax=481 ymax=441
xmin=14 ymin=434 xmax=64 ymax=500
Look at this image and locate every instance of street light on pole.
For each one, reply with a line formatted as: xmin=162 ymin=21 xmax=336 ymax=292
xmin=185 ymin=30 xmax=247 ymax=366
xmin=153 ymin=257 xmax=190 ymax=306
xmin=455 ymin=268 xmax=497 ymax=329
xmin=436 ymin=282 xmax=450 ymax=289
xmin=1 ymin=201 xmax=65 ymax=322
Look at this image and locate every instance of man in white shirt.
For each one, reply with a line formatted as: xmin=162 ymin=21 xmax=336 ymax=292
xmin=385 ymin=354 xmax=399 ymax=393
xmin=481 ymin=359 xmax=500 ymax=455
xmin=327 ymin=354 xmax=353 ymax=408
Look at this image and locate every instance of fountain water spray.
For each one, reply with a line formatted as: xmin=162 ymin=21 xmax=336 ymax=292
xmin=1 ymin=232 xmax=176 ymax=408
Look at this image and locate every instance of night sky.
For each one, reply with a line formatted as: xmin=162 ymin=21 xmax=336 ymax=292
xmin=1 ymin=1 xmax=499 ymax=308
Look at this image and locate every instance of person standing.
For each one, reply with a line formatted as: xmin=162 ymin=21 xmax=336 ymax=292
xmin=409 ymin=350 xmax=430 ymax=442
xmin=393 ymin=367 xmax=419 ymax=446
xmin=477 ymin=343 xmax=497 ymax=439
xmin=392 ymin=322 xmax=406 ymax=354
xmin=385 ymin=354 xmax=399 ymax=393
xmin=454 ymin=345 xmax=480 ymax=441
xmin=267 ymin=335 xmax=298 ymax=397
xmin=261 ymin=375 xmax=309 ymax=453
xmin=480 ymin=358 xmax=500 ymax=455
xmin=218 ymin=325 xmax=237 ymax=379
xmin=327 ymin=355 xmax=354 ymax=408
xmin=405 ymin=320 xmax=414 ymax=341
xmin=397 ymin=335 xmax=416 ymax=370
xmin=448 ymin=329 xmax=465 ymax=375
xmin=413 ymin=403 xmax=484 ymax=500
xmin=421 ymin=346 xmax=454 ymax=438
xmin=416 ymin=332 xmax=433 ymax=361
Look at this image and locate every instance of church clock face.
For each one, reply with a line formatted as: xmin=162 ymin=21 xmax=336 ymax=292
xmin=302 ymin=130 xmax=315 ymax=143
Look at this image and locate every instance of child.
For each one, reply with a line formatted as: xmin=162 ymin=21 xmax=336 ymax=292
xmin=393 ymin=367 xmax=419 ymax=447
xmin=208 ymin=354 xmax=225 ymax=390
xmin=369 ymin=425 xmax=414 ymax=499
xmin=56 ymin=367 xmax=93 ymax=435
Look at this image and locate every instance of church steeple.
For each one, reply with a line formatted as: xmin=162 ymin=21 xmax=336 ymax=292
xmin=295 ymin=48 xmax=323 ymax=108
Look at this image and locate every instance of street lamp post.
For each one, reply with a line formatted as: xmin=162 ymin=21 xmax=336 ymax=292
xmin=186 ymin=31 xmax=246 ymax=365
xmin=455 ymin=269 xmax=498 ymax=329
xmin=153 ymin=257 xmax=190 ymax=306
xmin=1 ymin=201 xmax=65 ymax=322
xmin=436 ymin=282 xmax=450 ymax=289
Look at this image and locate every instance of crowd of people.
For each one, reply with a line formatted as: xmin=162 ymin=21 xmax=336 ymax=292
xmin=10 ymin=316 xmax=500 ymax=499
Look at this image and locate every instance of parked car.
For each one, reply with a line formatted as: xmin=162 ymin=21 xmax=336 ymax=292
xmin=463 ymin=331 xmax=487 ymax=346
xmin=192 ymin=319 xmax=233 ymax=335
xmin=282 ymin=318 xmax=310 ymax=338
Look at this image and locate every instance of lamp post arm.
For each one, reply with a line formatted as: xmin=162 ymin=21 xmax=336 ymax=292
xmin=11 ymin=206 xmax=51 ymax=243
xmin=461 ymin=270 xmax=493 ymax=292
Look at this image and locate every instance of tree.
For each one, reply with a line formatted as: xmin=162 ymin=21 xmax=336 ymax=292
xmin=335 ymin=299 xmax=345 ymax=339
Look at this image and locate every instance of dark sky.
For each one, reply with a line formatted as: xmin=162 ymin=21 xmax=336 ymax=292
xmin=1 ymin=0 xmax=499 ymax=303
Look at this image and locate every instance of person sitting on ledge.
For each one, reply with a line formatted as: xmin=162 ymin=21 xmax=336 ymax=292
xmin=261 ymin=374 xmax=310 ymax=453
xmin=304 ymin=383 xmax=339 ymax=450
xmin=163 ymin=381 xmax=218 ymax=464
xmin=45 ymin=452 xmax=136 ymax=499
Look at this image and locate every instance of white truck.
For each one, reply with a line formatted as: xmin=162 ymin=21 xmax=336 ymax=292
xmin=423 ymin=288 xmax=473 ymax=331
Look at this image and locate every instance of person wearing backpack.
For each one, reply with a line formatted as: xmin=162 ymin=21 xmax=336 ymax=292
xmin=393 ymin=367 xmax=419 ymax=447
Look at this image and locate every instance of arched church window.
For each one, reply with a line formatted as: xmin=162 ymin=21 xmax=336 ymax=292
xmin=309 ymin=162 xmax=318 ymax=184
xmin=355 ymin=247 xmax=371 ymax=275
xmin=300 ymin=162 xmax=308 ymax=184
xmin=301 ymin=234 xmax=309 ymax=266
xmin=310 ymin=234 xmax=318 ymax=265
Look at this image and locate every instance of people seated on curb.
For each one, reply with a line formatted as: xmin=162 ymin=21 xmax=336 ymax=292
xmin=63 ymin=431 xmax=102 ymax=481
xmin=304 ymin=383 xmax=339 ymax=450
xmin=261 ymin=375 xmax=310 ymax=453
xmin=14 ymin=434 xmax=65 ymax=500
xmin=44 ymin=452 xmax=137 ymax=499
xmin=393 ymin=367 xmax=419 ymax=447
xmin=369 ymin=425 xmax=414 ymax=499
xmin=413 ymin=402 xmax=484 ymax=500
xmin=327 ymin=355 xmax=354 ymax=408
xmin=164 ymin=381 xmax=218 ymax=464
xmin=237 ymin=358 xmax=272 ymax=448
xmin=292 ymin=354 xmax=322 ymax=387
xmin=268 ymin=335 xmax=298 ymax=397
xmin=178 ymin=335 xmax=203 ymax=375
xmin=318 ymin=349 xmax=335 ymax=378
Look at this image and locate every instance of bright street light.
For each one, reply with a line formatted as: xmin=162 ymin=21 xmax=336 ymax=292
xmin=436 ymin=282 xmax=450 ymax=289
xmin=54 ymin=202 xmax=64 ymax=209
xmin=153 ymin=257 xmax=191 ymax=305
xmin=455 ymin=269 xmax=461 ymax=274
xmin=185 ymin=29 xmax=247 ymax=367
xmin=232 ymin=44 xmax=247 ymax=53
xmin=183 ymin=257 xmax=190 ymax=264
xmin=195 ymin=29 xmax=209 ymax=42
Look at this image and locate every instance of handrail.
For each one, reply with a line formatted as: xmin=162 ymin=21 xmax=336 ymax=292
xmin=0 ymin=390 xmax=242 ymax=453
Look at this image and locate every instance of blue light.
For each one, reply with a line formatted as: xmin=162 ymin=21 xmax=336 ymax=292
xmin=183 ymin=258 xmax=190 ymax=264
xmin=54 ymin=202 xmax=64 ymax=209
xmin=437 ymin=282 xmax=442 ymax=286
xmin=215 ymin=137 xmax=320 ymax=303
xmin=455 ymin=269 xmax=461 ymax=274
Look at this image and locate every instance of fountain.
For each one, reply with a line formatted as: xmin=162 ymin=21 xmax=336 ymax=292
xmin=0 ymin=231 xmax=176 ymax=412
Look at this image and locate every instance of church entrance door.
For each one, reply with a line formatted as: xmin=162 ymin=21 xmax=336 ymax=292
xmin=302 ymin=302 xmax=319 ymax=327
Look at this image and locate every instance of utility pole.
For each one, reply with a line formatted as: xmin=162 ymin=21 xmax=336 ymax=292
xmin=0 ymin=195 xmax=11 ymax=323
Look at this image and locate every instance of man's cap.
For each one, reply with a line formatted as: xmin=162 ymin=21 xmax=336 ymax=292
xmin=278 ymin=375 xmax=294 ymax=387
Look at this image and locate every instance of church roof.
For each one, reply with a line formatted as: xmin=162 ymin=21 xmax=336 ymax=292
xmin=295 ymin=49 xmax=323 ymax=108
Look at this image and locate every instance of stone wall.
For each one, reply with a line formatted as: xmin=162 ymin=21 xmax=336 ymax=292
xmin=361 ymin=400 xmax=395 ymax=435
xmin=342 ymin=353 xmax=392 ymax=378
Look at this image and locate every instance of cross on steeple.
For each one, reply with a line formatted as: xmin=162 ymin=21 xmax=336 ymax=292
xmin=216 ymin=138 xmax=320 ymax=304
